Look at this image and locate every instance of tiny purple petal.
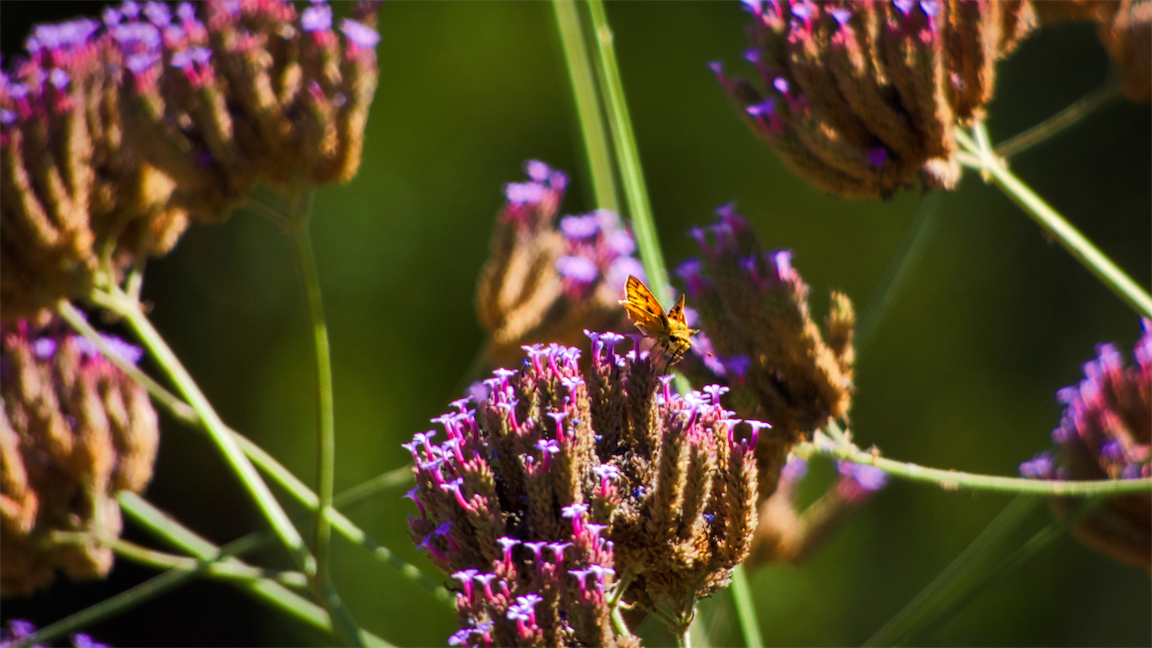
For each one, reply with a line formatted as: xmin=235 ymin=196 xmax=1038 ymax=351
xmin=340 ymin=18 xmax=381 ymax=48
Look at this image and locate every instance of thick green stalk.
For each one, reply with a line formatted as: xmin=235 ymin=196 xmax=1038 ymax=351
xmin=586 ymin=0 xmax=671 ymax=307
xmin=807 ymin=428 xmax=1152 ymax=496
xmin=863 ymin=495 xmax=1038 ymax=646
xmin=289 ymin=192 xmax=337 ymax=597
xmin=59 ymin=299 xmax=450 ymax=605
xmin=729 ymin=565 xmax=763 ymax=648
xmin=552 ymin=0 xmax=619 ymax=213
xmin=956 ymin=126 xmax=1152 ymax=318
xmin=118 ymin=493 xmax=386 ymax=647
xmin=85 ymin=287 xmax=317 ymax=576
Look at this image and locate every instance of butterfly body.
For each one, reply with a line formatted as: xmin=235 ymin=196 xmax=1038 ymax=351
xmin=619 ymin=276 xmax=697 ymax=370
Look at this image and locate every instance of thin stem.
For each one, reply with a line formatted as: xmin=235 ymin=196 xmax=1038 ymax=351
xmin=289 ymin=189 xmax=337 ymax=595
xmin=995 ymin=83 xmax=1122 ymax=159
xmin=86 ymin=286 xmax=318 ymax=577
xmin=805 ymin=426 xmax=1152 ymax=496
xmin=552 ymin=0 xmax=619 ymax=213
xmin=863 ymin=495 xmax=1039 ymax=646
xmin=728 ymin=565 xmax=763 ymax=648
xmin=677 ymin=626 xmax=693 ymax=648
xmin=956 ymin=126 xmax=1152 ymax=318
xmin=14 ymin=532 xmax=272 ymax=647
xmin=100 ymin=536 xmax=309 ymax=589
xmin=60 ymin=298 xmax=448 ymax=605
xmin=117 ymin=493 xmax=388 ymax=648
xmin=856 ymin=192 xmax=943 ymax=354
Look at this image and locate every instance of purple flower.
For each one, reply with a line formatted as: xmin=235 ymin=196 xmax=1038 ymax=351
xmin=339 ymin=19 xmax=381 ymax=49
xmin=560 ymin=214 xmax=601 ymax=240
xmin=301 ymin=4 xmax=334 ymax=32
xmin=1018 ymin=452 xmax=1056 ymax=480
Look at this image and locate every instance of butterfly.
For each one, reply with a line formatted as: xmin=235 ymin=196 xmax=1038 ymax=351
xmin=619 ymin=275 xmax=698 ymax=372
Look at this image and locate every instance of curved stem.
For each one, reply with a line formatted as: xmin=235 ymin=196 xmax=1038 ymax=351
xmin=956 ymin=126 xmax=1152 ymax=319
xmin=289 ymin=189 xmax=337 ymax=595
xmin=995 ymin=83 xmax=1121 ymax=159
xmin=85 ymin=287 xmax=318 ymax=577
xmin=805 ymin=425 xmax=1152 ymax=496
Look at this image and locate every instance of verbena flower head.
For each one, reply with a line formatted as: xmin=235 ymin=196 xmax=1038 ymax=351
xmin=476 ymin=161 xmax=644 ymax=371
xmin=1 ymin=1 xmax=381 ymax=322
xmin=1 ymin=316 xmax=159 ymax=597
xmin=676 ymin=203 xmax=854 ymax=503
xmin=405 ymin=334 xmax=760 ymax=644
xmin=1019 ymin=320 xmax=1151 ymax=573
xmin=712 ymin=0 xmax=1037 ymax=198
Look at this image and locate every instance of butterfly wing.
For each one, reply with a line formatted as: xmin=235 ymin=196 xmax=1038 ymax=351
xmin=619 ymin=276 xmax=668 ymax=333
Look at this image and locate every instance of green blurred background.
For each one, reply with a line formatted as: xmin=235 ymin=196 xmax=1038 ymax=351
xmin=3 ymin=2 xmax=1150 ymax=646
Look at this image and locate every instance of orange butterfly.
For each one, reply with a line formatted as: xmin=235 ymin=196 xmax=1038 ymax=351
xmin=619 ymin=276 xmax=698 ymax=371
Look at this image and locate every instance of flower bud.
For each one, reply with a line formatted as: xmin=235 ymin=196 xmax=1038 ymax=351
xmin=713 ymin=0 xmax=1037 ymax=198
xmin=677 ymin=203 xmax=854 ymax=505
xmin=405 ymin=334 xmax=761 ymax=644
xmin=1 ymin=316 xmax=159 ymax=597
xmin=1019 ymin=320 xmax=1151 ymax=573
xmin=476 ymin=161 xmax=642 ymax=372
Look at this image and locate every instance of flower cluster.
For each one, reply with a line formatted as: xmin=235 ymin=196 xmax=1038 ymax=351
xmin=1 ymin=0 xmax=381 ymax=322
xmin=676 ymin=203 xmax=854 ymax=504
xmin=476 ymin=161 xmax=643 ymax=371
xmin=404 ymin=333 xmax=760 ymax=645
xmin=1 ymin=316 xmax=159 ymax=597
xmin=750 ymin=456 xmax=887 ymax=565
xmin=712 ymin=0 xmax=1037 ymax=198
xmin=1019 ymin=321 xmax=1151 ymax=573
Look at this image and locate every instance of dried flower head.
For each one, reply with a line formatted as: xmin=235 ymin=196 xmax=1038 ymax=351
xmin=1 ymin=1 xmax=382 ymax=322
xmin=1 ymin=14 xmax=188 ymax=322
xmin=109 ymin=0 xmax=382 ymax=221
xmin=404 ymin=333 xmax=760 ymax=645
xmin=712 ymin=0 xmax=1037 ymax=198
xmin=749 ymin=455 xmax=887 ymax=566
xmin=1019 ymin=321 xmax=1151 ymax=573
xmin=476 ymin=161 xmax=643 ymax=371
xmin=676 ymin=203 xmax=854 ymax=504
xmin=1 ymin=316 xmax=159 ymax=597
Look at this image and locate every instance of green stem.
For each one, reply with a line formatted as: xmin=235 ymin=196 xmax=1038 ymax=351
xmin=995 ymin=83 xmax=1121 ymax=159
xmin=729 ymin=565 xmax=763 ymax=648
xmin=15 ymin=531 xmax=272 ymax=648
xmin=85 ymin=286 xmax=318 ymax=577
xmin=117 ymin=493 xmax=388 ymax=648
xmin=289 ymin=190 xmax=337 ymax=596
xmin=863 ymin=495 xmax=1039 ymax=646
xmin=856 ymin=192 xmax=943 ymax=354
xmin=59 ymin=299 xmax=449 ymax=605
xmin=804 ymin=427 xmax=1152 ymax=496
xmin=585 ymin=0 xmax=669 ymax=306
xmin=47 ymin=532 xmax=309 ymax=590
xmin=903 ymin=499 xmax=1100 ymax=645
xmin=956 ymin=126 xmax=1152 ymax=318
xmin=552 ymin=0 xmax=619 ymax=213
